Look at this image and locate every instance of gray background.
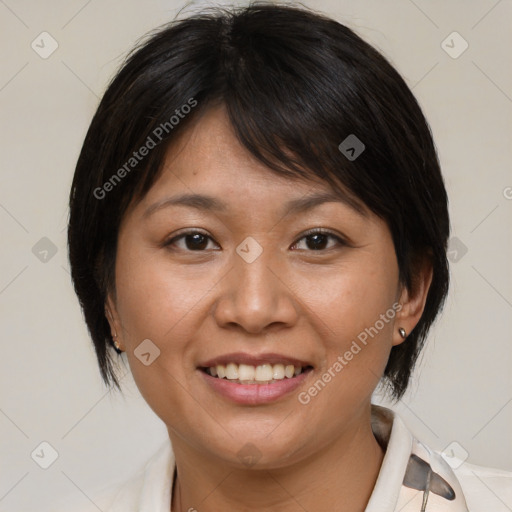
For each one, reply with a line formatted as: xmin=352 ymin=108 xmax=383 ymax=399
xmin=1 ymin=0 xmax=511 ymax=510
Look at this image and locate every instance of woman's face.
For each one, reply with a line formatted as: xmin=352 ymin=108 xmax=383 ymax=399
xmin=107 ymin=104 xmax=418 ymax=468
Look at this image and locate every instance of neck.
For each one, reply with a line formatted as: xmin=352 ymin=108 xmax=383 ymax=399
xmin=170 ymin=406 xmax=385 ymax=512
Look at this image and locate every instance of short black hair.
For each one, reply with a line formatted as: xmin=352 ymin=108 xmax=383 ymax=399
xmin=67 ymin=2 xmax=450 ymax=400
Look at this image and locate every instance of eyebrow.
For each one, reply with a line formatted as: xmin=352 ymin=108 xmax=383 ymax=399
xmin=143 ymin=190 xmax=367 ymax=219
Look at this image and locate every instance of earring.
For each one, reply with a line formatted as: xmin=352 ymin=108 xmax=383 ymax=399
xmin=398 ymin=327 xmax=407 ymax=339
xmin=112 ymin=334 xmax=124 ymax=353
xmin=106 ymin=307 xmax=123 ymax=353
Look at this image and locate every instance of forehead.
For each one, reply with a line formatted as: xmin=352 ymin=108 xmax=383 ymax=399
xmin=135 ymin=104 xmax=368 ymax=218
xmin=161 ymin=105 xmax=318 ymax=192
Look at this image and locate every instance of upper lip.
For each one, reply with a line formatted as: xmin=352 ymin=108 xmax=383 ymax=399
xmin=198 ymin=352 xmax=314 ymax=368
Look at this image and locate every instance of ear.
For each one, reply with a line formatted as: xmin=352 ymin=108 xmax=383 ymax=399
xmin=393 ymin=254 xmax=433 ymax=347
xmin=105 ymin=292 xmax=125 ymax=352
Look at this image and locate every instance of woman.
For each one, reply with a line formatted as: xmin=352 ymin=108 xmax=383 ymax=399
xmin=66 ymin=3 xmax=511 ymax=511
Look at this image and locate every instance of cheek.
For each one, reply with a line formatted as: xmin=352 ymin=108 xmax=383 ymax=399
xmin=291 ymin=269 xmax=398 ymax=439
xmin=113 ymin=245 xmax=211 ymax=430
xmin=297 ymin=258 xmax=398 ymax=346
xmin=114 ymin=241 xmax=215 ymax=342
xmin=294 ymin=251 xmax=399 ymax=395
xmin=112 ymin=242 xmax=197 ymax=390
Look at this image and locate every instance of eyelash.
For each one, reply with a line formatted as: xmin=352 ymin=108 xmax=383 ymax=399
xmin=163 ymin=228 xmax=348 ymax=252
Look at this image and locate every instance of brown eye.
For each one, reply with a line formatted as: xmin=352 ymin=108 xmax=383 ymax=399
xmin=165 ymin=230 xmax=217 ymax=251
xmin=292 ymin=229 xmax=345 ymax=251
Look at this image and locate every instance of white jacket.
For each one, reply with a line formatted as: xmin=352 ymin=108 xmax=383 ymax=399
xmin=54 ymin=405 xmax=512 ymax=511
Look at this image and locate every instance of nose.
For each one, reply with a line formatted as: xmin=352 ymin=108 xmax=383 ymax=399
xmin=212 ymin=247 xmax=299 ymax=334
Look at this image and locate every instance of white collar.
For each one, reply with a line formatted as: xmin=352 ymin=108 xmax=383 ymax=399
xmin=367 ymin=405 xmax=468 ymax=511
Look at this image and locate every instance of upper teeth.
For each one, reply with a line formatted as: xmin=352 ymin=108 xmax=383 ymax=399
xmin=208 ymin=363 xmax=304 ymax=382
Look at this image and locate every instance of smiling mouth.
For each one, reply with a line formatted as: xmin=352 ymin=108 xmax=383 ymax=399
xmin=199 ymin=363 xmax=314 ymax=384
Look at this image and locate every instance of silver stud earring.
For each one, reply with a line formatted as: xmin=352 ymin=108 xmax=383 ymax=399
xmin=398 ymin=327 xmax=407 ymax=339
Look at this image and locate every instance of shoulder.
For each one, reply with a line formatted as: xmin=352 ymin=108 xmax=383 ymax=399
xmin=51 ymin=438 xmax=174 ymax=512
xmin=373 ymin=406 xmax=512 ymax=511
xmin=407 ymin=430 xmax=512 ymax=510
xmin=49 ymin=473 xmax=145 ymax=512
xmin=452 ymin=459 xmax=512 ymax=510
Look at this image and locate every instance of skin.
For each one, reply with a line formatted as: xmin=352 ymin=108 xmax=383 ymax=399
xmin=106 ymin=104 xmax=433 ymax=512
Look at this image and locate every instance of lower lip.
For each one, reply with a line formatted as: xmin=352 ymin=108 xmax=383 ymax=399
xmin=199 ymin=369 xmax=312 ymax=405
